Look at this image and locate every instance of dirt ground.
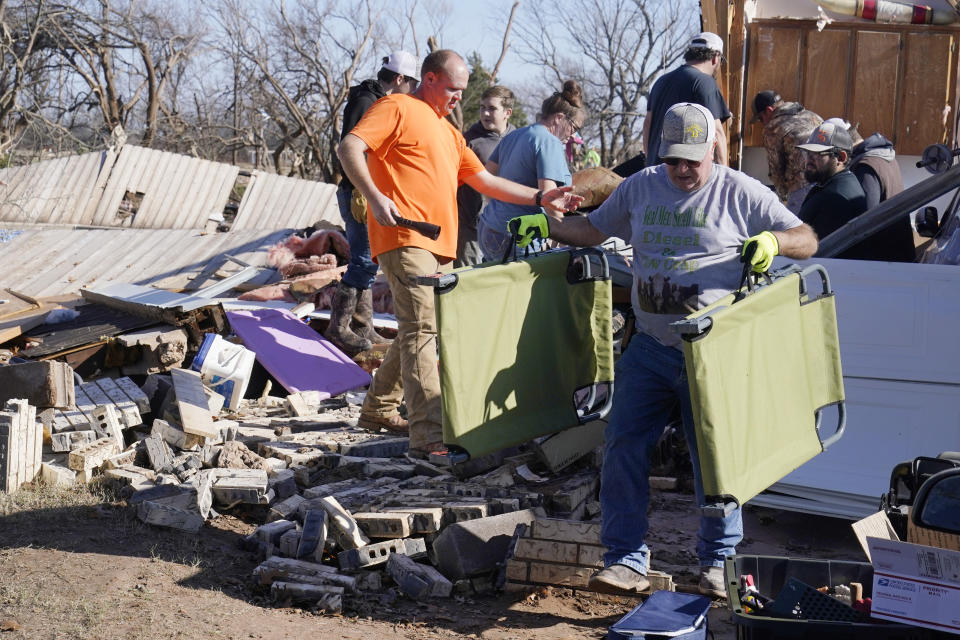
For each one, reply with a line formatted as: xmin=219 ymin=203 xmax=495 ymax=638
xmin=0 ymin=480 xmax=867 ymax=640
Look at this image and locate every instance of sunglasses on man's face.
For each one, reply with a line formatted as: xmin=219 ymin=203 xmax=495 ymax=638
xmin=663 ymin=157 xmax=702 ymax=168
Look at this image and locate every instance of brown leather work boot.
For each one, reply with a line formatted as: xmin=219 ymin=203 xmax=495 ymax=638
xmin=351 ymin=287 xmax=393 ymax=345
xmin=588 ymin=564 xmax=650 ymax=595
xmin=324 ymin=282 xmax=372 ymax=356
xmin=357 ymin=412 xmax=408 ymax=434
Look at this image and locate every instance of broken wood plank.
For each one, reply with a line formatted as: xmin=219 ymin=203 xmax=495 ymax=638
xmin=169 ymin=368 xmax=218 ymax=439
xmin=0 ymin=289 xmax=40 ymax=320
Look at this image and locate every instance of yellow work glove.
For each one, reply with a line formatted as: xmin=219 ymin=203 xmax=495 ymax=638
xmin=350 ymin=189 xmax=367 ymax=224
xmin=741 ymin=231 xmax=779 ymax=273
xmin=507 ymin=213 xmax=550 ymax=248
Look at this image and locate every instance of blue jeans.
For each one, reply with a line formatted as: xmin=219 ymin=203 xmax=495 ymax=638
xmin=600 ymin=332 xmax=743 ymax=574
xmin=477 ymin=216 xmax=547 ymax=262
xmin=337 ymin=185 xmax=378 ymax=290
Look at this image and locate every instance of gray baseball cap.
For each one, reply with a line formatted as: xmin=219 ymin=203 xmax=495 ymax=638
xmin=659 ymin=103 xmax=716 ymax=162
xmin=796 ymin=121 xmax=853 ymax=153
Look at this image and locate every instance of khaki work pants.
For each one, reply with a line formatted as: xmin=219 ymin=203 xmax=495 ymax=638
xmin=360 ymin=246 xmax=443 ymax=450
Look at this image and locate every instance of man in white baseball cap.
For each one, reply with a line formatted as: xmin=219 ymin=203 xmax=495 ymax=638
xmin=642 ymin=31 xmax=731 ymax=169
xmin=326 ymin=49 xmax=421 ymax=417
xmin=507 ymin=101 xmax=818 ymax=599
xmin=381 ymin=50 xmax=420 ymax=83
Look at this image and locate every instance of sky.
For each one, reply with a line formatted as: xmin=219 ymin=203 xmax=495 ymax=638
xmin=421 ymin=1 xmax=545 ymax=90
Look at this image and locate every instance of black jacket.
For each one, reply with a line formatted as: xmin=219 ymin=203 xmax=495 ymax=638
xmin=339 ymin=79 xmax=386 ymax=191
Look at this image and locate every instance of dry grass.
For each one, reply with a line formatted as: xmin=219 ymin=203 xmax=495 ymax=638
xmin=0 ymin=479 xmax=116 ymax=516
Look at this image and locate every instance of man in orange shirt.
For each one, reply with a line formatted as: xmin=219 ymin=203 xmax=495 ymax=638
xmin=338 ymin=49 xmax=582 ymax=458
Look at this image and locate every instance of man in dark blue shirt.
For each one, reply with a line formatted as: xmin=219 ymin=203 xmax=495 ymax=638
xmin=794 ymin=121 xmax=911 ymax=262
xmin=643 ymin=32 xmax=731 ymax=167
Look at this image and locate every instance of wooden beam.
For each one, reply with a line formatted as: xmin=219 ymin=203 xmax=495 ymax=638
xmin=728 ymin=0 xmax=748 ymax=169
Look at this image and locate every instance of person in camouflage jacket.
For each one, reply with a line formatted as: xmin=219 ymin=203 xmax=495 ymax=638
xmin=751 ymin=91 xmax=822 ymax=213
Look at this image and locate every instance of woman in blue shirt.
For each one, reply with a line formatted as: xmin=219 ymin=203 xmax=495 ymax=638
xmin=478 ymin=80 xmax=586 ymax=260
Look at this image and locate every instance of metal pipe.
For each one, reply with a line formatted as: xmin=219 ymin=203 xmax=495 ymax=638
xmin=815 ymin=163 xmax=960 ymax=257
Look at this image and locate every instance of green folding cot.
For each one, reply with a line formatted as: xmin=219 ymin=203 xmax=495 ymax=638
xmin=671 ymin=263 xmax=846 ymax=516
xmin=419 ymin=247 xmax=614 ymax=463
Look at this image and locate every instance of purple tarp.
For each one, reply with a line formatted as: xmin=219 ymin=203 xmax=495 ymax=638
xmin=226 ymin=308 xmax=371 ymax=398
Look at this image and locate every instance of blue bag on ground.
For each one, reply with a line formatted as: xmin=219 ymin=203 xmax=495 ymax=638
xmin=608 ymin=590 xmax=711 ymax=639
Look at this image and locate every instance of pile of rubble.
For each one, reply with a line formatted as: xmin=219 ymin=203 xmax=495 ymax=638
xmin=1 ymin=358 xmax=678 ymax=615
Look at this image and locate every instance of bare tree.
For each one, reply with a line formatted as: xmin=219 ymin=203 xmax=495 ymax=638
xmin=39 ymin=0 xmax=200 ymax=148
xmin=514 ymin=0 xmax=696 ymax=166
xmin=0 ymin=0 xmax=62 ymax=157
xmin=211 ymin=0 xmax=386 ymax=181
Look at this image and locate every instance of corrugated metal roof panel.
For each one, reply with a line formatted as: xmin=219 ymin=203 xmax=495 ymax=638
xmin=0 ymin=151 xmax=111 ymax=226
xmin=232 ymin=170 xmax=339 ymax=231
xmin=0 ymin=225 xmax=289 ymax=298
xmin=89 ymin=146 xmax=240 ymax=229
xmin=0 ymin=146 xmax=340 ymax=232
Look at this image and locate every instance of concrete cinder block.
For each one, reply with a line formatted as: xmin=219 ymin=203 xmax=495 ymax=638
xmin=68 ymin=437 xmax=120 ymax=472
xmin=353 ymin=512 xmax=413 ymax=539
xmin=210 ymin=468 xmax=269 ymax=505
xmin=386 ymin=553 xmax=452 ymax=600
xmin=91 ymin=404 xmax=125 ymax=448
xmin=255 ymin=519 xmax=297 ymax=545
xmin=88 ymin=379 xmax=142 ymax=428
xmin=268 ymin=468 xmax=297 ymax=500
xmin=297 ymin=509 xmax=328 ymax=561
xmin=0 ymin=362 xmax=74 ymax=409
xmin=337 ymin=537 xmax=426 ymax=571
xmin=431 ymin=508 xmax=540 ymax=580
xmin=127 ymin=483 xmax=189 ymax=506
xmin=531 ymin=419 xmax=605 ymax=473
xmin=40 ymin=454 xmax=76 ymax=487
xmin=442 ymin=501 xmax=489 ymax=525
xmin=381 ymin=507 xmax=444 ymax=534
xmin=113 ymin=376 xmax=152 ymax=416
xmin=527 ymin=562 xmax=594 ymax=588
xmin=253 ymin=556 xmax=357 ymax=592
xmin=539 ymin=472 xmax=600 ymax=514
xmin=151 ymin=418 xmax=203 ymax=450
xmin=268 ymin=494 xmax=306 ymax=523
xmin=142 ymin=435 xmax=174 ymax=471
xmin=319 ymin=496 xmax=369 ymax=550
xmin=103 ymin=466 xmax=156 ymax=491
xmin=137 ymin=497 xmax=204 ymax=533
xmin=361 ymin=461 xmax=417 ymax=480
xmin=513 ymin=538 xmax=578 ymax=564
xmin=270 ymin=581 xmax=342 ymax=611
xmin=104 ymin=448 xmax=138 ymax=470
xmin=278 ymin=529 xmax=301 ymax=557
xmin=50 ymin=430 xmax=97 ymax=453
xmin=531 ymin=518 xmax=602 ymax=545
xmin=338 ymin=437 xmax=408 ymax=458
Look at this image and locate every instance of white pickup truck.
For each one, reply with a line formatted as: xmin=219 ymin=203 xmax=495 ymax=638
xmin=704 ymin=0 xmax=960 ymax=517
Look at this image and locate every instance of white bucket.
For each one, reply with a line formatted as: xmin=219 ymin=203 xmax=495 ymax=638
xmin=191 ymin=333 xmax=256 ymax=410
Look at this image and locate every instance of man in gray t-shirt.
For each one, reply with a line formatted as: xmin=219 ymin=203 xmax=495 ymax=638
xmin=507 ymin=103 xmax=817 ymax=599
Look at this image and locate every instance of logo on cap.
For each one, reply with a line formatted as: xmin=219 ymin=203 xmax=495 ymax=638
xmin=685 ymin=123 xmax=705 ymax=140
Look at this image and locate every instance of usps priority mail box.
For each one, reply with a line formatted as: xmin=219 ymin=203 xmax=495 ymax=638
xmin=867 ymin=536 xmax=960 ymax=635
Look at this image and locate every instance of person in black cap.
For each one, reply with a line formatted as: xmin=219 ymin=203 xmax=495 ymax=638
xmin=796 ymin=121 xmax=867 ymax=243
xmin=750 ymin=90 xmax=822 ymax=212
xmin=642 ymin=32 xmax=731 ymax=168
